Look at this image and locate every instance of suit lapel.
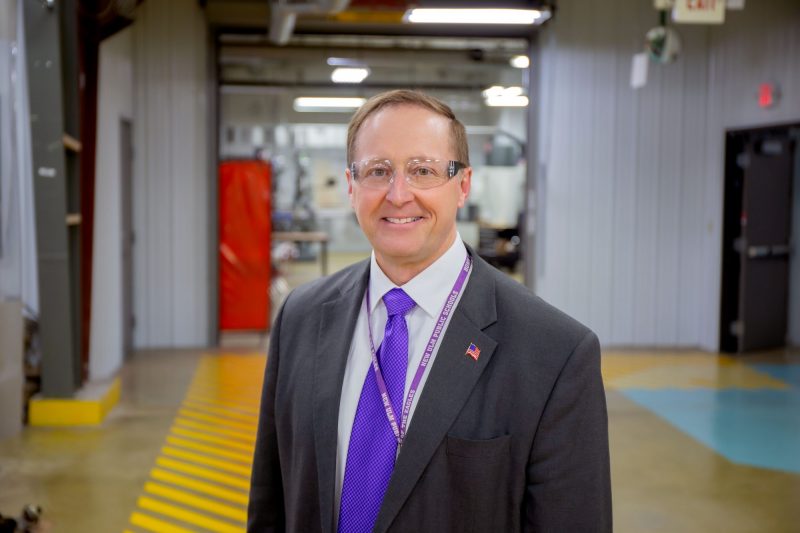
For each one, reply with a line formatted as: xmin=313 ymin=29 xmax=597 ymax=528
xmin=313 ymin=261 xmax=369 ymax=533
xmin=375 ymin=255 xmax=499 ymax=533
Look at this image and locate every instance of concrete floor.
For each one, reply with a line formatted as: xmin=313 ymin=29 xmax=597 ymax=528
xmin=1 ymin=253 xmax=799 ymax=532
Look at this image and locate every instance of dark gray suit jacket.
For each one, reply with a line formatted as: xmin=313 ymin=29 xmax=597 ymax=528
xmin=248 ymin=249 xmax=612 ymax=532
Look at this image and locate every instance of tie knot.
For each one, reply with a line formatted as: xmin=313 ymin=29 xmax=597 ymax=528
xmin=382 ymin=288 xmax=415 ymax=317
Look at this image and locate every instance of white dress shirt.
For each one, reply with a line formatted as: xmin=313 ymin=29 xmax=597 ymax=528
xmin=334 ymin=235 xmax=470 ymax=522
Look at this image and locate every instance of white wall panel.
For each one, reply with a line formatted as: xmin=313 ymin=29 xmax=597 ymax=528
xmin=132 ymin=0 xmax=208 ymax=348
xmin=536 ymin=0 xmax=800 ymax=349
xmin=89 ymin=28 xmax=132 ymax=380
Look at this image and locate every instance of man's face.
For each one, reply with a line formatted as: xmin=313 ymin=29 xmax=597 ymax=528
xmin=347 ymin=104 xmax=471 ymax=275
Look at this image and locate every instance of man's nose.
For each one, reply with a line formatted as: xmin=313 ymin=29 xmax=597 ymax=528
xmin=385 ymin=171 xmax=414 ymax=205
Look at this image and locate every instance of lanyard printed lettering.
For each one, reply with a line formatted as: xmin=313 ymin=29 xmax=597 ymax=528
xmin=365 ymin=255 xmax=472 ymax=447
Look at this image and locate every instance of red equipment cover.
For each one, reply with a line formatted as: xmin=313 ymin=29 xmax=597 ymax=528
xmin=219 ymin=160 xmax=271 ymax=330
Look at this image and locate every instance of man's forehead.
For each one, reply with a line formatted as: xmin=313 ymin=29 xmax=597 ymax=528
xmin=354 ymin=105 xmax=454 ymax=159
xmin=364 ymin=103 xmax=446 ymax=123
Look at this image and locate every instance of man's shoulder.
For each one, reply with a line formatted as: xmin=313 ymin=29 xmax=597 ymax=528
xmin=481 ymin=260 xmax=593 ymax=347
xmin=283 ymin=258 xmax=369 ymax=310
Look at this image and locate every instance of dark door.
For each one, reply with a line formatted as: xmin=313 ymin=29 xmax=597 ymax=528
xmin=738 ymin=136 xmax=794 ymax=351
xmin=721 ymin=126 xmax=797 ymax=353
xmin=121 ymin=119 xmax=134 ymax=357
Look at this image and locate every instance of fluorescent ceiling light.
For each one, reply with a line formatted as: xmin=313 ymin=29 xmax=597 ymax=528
xmin=485 ymin=95 xmax=529 ymax=107
xmin=483 ymin=86 xmax=524 ymax=98
xmin=510 ymin=55 xmax=530 ymax=69
xmin=331 ymin=67 xmax=370 ymax=84
xmin=404 ymin=8 xmax=545 ymax=25
xmin=327 ymin=57 xmax=367 ymax=67
xmin=482 ymin=86 xmax=528 ymax=107
xmin=293 ymin=97 xmax=366 ymax=112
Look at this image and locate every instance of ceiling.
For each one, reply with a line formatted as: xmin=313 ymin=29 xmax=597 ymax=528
xmin=205 ymin=0 xmax=554 ymax=39
xmin=213 ymin=0 xmax=538 ymax=128
xmin=218 ymin=34 xmax=528 ymax=91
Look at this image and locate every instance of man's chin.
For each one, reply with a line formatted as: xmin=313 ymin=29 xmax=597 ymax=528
xmin=373 ymin=243 xmax=427 ymax=267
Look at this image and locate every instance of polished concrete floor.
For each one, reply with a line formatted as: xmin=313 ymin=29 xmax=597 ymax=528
xmin=2 ymin=348 xmax=798 ymax=532
xmin=1 ymin=254 xmax=799 ymax=532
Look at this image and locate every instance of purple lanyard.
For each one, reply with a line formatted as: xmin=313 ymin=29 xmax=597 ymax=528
xmin=365 ymin=255 xmax=472 ymax=447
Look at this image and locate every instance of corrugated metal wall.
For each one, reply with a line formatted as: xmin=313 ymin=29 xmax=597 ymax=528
xmin=132 ymin=0 xmax=209 ymax=348
xmin=90 ymin=28 xmax=132 ymax=379
xmin=535 ymin=0 xmax=800 ymax=349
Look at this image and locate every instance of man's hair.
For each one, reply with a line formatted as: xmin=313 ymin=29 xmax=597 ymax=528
xmin=346 ymin=89 xmax=470 ymax=166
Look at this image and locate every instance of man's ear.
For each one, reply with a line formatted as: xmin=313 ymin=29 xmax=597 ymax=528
xmin=457 ymin=167 xmax=472 ymax=208
xmin=346 ymin=166 xmax=355 ymax=207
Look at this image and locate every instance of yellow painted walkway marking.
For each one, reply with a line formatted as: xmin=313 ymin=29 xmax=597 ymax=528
xmin=156 ymin=456 xmax=250 ymax=490
xmin=137 ymin=496 xmax=243 ymax=533
xmin=161 ymin=446 xmax=251 ymax=477
xmin=151 ymin=468 xmax=248 ymax=505
xmin=166 ymin=435 xmax=253 ymax=463
xmin=126 ymin=353 xmax=266 ymax=532
xmin=144 ymin=482 xmax=247 ymax=522
xmin=187 ymin=384 xmax=261 ymax=401
xmin=178 ymin=408 xmax=257 ymax=432
xmin=183 ymin=396 xmax=260 ymax=415
xmin=170 ymin=427 xmax=255 ymax=454
xmin=130 ymin=511 xmax=197 ymax=533
xmin=175 ymin=417 xmax=256 ymax=443
xmin=182 ymin=400 xmax=260 ymax=423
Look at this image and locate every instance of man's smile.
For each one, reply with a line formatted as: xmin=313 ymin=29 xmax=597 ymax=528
xmin=383 ymin=216 xmax=423 ymax=224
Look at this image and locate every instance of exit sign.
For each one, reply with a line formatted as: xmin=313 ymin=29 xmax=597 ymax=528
xmin=673 ymin=0 xmax=726 ymax=24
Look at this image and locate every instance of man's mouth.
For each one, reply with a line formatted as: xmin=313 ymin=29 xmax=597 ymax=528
xmin=384 ymin=217 xmax=422 ymax=224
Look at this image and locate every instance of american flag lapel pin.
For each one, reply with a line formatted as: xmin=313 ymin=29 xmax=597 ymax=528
xmin=465 ymin=342 xmax=481 ymax=361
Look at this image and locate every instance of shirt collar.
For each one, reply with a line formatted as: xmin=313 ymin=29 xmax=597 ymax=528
xmin=369 ymin=234 xmax=468 ymax=318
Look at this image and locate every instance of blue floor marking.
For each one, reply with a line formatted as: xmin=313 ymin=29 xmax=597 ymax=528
xmin=749 ymin=364 xmax=800 ymax=388
xmin=621 ymin=388 xmax=800 ymax=474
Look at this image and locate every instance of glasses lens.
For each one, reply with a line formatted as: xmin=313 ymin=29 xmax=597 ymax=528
xmin=355 ymin=160 xmax=394 ymax=189
xmin=352 ymin=159 xmax=461 ymax=189
xmin=406 ymin=159 xmax=448 ymax=189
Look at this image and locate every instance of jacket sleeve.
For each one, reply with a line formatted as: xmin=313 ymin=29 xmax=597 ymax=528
xmin=248 ymin=299 xmax=288 ymax=532
xmin=523 ymin=330 xmax=612 ymax=532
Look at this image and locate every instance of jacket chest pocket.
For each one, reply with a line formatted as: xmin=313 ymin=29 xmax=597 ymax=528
xmin=444 ymin=434 xmax=513 ymax=532
xmin=446 ymin=434 xmax=511 ymax=459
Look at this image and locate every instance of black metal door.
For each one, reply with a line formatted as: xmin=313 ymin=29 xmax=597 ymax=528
xmin=121 ymin=119 xmax=134 ymax=358
xmin=738 ymin=136 xmax=794 ymax=351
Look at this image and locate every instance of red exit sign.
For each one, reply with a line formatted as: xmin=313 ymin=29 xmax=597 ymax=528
xmin=673 ymin=0 xmax=726 ymax=23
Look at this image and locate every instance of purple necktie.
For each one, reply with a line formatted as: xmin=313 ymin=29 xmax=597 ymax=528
xmin=338 ymin=288 xmax=416 ymax=533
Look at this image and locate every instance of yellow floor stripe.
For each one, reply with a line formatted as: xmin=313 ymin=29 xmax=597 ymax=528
xmin=183 ymin=395 xmax=260 ymax=415
xmin=166 ymin=435 xmax=253 ymax=463
xmin=178 ymin=408 xmax=257 ymax=433
xmin=190 ymin=375 xmax=261 ymax=385
xmin=137 ymin=496 xmax=243 ymax=533
xmin=129 ymin=511 xmax=197 ymax=533
xmin=162 ymin=446 xmax=251 ymax=477
xmin=127 ymin=354 xmax=267 ymax=533
xmin=156 ymin=457 xmax=250 ymax=490
xmin=144 ymin=482 xmax=247 ymax=522
xmin=182 ymin=400 xmax=259 ymax=424
xmin=175 ymin=418 xmax=256 ymax=443
xmin=187 ymin=383 xmax=262 ymax=398
xmin=183 ymin=396 xmax=260 ymax=410
xmin=190 ymin=379 xmax=262 ymax=388
xmin=151 ymin=468 xmax=248 ymax=505
xmin=170 ymin=427 xmax=255 ymax=454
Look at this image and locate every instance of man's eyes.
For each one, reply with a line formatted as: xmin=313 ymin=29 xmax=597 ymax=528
xmin=409 ymin=165 xmax=439 ymax=177
xmin=365 ymin=166 xmax=391 ymax=178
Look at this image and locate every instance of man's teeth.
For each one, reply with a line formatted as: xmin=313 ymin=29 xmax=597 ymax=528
xmin=385 ymin=217 xmax=420 ymax=224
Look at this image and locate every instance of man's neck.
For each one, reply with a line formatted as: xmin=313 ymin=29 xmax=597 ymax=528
xmin=374 ymin=234 xmax=458 ymax=286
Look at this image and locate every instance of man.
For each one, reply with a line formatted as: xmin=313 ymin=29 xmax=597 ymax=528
xmin=248 ymin=90 xmax=611 ymax=532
